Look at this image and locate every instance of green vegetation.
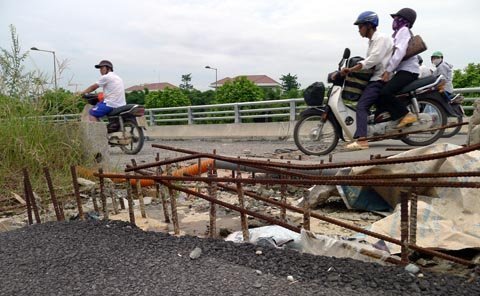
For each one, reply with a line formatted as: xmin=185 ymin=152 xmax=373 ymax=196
xmin=0 ymin=94 xmax=85 ymax=198
xmin=279 ymin=73 xmax=301 ymax=92
xmin=126 ymin=89 xmax=148 ymax=105
xmin=453 ymin=63 xmax=480 ymax=88
xmin=453 ymin=63 xmax=480 ymax=115
xmin=0 ymin=25 xmax=87 ymax=199
xmin=216 ymin=76 xmax=264 ymax=104
xmin=145 ymin=87 xmax=191 ymax=108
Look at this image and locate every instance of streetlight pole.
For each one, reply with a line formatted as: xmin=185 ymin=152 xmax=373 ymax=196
xmin=205 ymin=65 xmax=218 ymax=90
xmin=31 ymin=47 xmax=57 ymax=90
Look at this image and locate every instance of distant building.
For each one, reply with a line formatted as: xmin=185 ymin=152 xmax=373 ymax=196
xmin=209 ymin=75 xmax=280 ymax=89
xmin=125 ymin=82 xmax=177 ymax=93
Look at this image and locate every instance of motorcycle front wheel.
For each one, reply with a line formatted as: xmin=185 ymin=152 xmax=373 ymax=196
xmin=400 ymin=98 xmax=447 ymax=146
xmin=293 ymin=114 xmax=339 ymax=156
xmin=120 ymin=119 xmax=145 ymax=155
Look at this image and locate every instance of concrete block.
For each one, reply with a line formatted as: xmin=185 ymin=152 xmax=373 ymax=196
xmin=78 ymin=122 xmax=112 ymax=169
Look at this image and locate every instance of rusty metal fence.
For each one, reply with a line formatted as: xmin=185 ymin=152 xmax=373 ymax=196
xmin=15 ymin=142 xmax=480 ymax=268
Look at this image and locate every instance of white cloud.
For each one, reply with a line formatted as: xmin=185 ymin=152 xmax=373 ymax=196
xmin=1 ymin=0 xmax=479 ymax=91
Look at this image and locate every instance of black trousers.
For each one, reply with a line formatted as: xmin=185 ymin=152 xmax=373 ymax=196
xmin=378 ymin=71 xmax=419 ymax=120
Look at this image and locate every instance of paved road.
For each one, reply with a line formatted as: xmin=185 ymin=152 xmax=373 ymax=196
xmin=109 ymin=132 xmax=469 ymax=169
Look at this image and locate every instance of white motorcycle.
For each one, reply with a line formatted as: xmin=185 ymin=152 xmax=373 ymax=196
xmin=294 ymin=48 xmax=458 ymax=156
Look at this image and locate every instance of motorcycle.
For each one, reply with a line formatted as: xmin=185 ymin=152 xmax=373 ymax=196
xmin=294 ymin=48 xmax=458 ymax=156
xmin=441 ymin=93 xmax=465 ymax=138
xmin=83 ymin=93 xmax=145 ymax=155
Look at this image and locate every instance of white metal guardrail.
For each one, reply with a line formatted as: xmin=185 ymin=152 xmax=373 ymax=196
xmin=46 ymin=87 xmax=479 ymax=125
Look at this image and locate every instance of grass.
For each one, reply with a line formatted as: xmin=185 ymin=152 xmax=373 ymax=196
xmin=0 ymin=95 xmax=87 ymax=202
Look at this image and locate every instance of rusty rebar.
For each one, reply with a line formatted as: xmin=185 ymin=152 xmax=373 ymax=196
xmin=166 ymin=163 xmax=180 ymax=235
xmin=168 ymin=187 xmax=180 ymax=235
xmin=160 ymin=180 xmax=300 ymax=233
xmin=44 ymin=167 xmax=64 ymax=221
xmin=70 ymin=166 xmax=84 ymax=220
xmin=215 ymin=182 xmax=473 ymax=266
xmin=91 ymin=187 xmax=99 ymax=213
xmin=109 ymin=185 xmax=119 ymax=215
xmin=98 ymin=168 xmax=108 ymax=220
xmin=400 ymin=191 xmax=409 ymax=265
xmin=280 ymin=180 xmax=287 ymax=222
xmin=131 ymin=160 xmax=146 ymax=218
xmin=23 ymin=176 xmax=33 ymax=225
xmin=95 ymin=173 xmax=480 ymax=189
xmin=236 ymin=172 xmax=249 ymax=241
xmin=303 ymin=194 xmax=311 ymax=231
xmin=118 ymin=193 xmax=126 ymax=210
xmin=23 ymin=169 xmax=40 ymax=224
xmin=125 ymin=175 xmax=136 ymax=225
xmin=409 ymin=185 xmax=418 ymax=245
xmin=208 ymin=170 xmax=217 ymax=238
xmin=156 ymin=153 xmax=170 ymax=223
xmin=145 ymin=142 xmax=480 ymax=171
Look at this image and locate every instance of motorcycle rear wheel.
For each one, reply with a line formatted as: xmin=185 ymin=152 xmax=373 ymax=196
xmin=441 ymin=115 xmax=463 ymax=138
xmin=294 ymin=114 xmax=339 ymax=155
xmin=119 ymin=119 xmax=145 ymax=155
xmin=400 ymin=98 xmax=447 ymax=146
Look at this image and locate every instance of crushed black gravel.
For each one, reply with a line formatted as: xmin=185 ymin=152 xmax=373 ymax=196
xmin=0 ymin=220 xmax=478 ymax=296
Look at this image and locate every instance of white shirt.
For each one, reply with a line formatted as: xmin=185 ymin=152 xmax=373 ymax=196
xmin=433 ymin=61 xmax=454 ymax=93
xmin=385 ymin=27 xmax=420 ymax=74
xmin=96 ymin=72 xmax=126 ymax=108
xmin=359 ymin=31 xmax=393 ymax=81
xmin=418 ymin=65 xmax=432 ymax=78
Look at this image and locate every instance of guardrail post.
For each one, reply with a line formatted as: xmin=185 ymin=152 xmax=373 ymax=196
xmin=148 ymin=110 xmax=155 ymax=126
xmin=289 ymin=100 xmax=296 ymax=121
xmin=234 ymin=104 xmax=240 ymax=123
xmin=187 ymin=107 xmax=193 ymax=125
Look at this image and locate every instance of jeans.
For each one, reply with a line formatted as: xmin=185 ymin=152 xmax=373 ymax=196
xmin=378 ymin=71 xmax=419 ymax=120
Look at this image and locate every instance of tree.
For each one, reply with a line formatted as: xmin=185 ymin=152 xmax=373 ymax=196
xmin=179 ymin=73 xmax=193 ymax=91
xmin=145 ymin=87 xmax=190 ymax=108
xmin=126 ymin=89 xmax=147 ymax=105
xmin=453 ymin=63 xmax=480 ymax=116
xmin=279 ymin=73 xmax=300 ymax=92
xmin=187 ymin=89 xmax=216 ymax=106
xmin=262 ymin=87 xmax=282 ymax=100
xmin=216 ymin=76 xmax=263 ymax=104
xmin=453 ymin=63 xmax=480 ymax=88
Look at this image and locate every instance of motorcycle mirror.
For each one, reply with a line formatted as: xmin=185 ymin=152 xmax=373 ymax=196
xmin=343 ymin=48 xmax=351 ymax=59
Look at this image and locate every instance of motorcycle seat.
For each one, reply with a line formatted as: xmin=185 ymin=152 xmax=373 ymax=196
xmin=398 ymin=75 xmax=438 ymax=94
xmin=108 ymin=104 xmax=139 ymax=116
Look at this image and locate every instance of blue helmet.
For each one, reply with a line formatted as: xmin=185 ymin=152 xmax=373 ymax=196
xmin=354 ymin=11 xmax=379 ymax=27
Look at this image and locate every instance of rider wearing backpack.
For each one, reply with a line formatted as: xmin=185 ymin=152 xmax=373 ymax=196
xmin=342 ymin=11 xmax=393 ymax=150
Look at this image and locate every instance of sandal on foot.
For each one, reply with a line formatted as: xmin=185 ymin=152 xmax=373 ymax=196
xmin=345 ymin=141 xmax=369 ymax=151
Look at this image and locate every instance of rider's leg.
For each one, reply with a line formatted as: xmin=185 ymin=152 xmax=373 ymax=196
xmin=378 ymin=71 xmax=418 ymax=127
xmin=88 ymin=102 xmax=113 ymax=122
xmin=353 ymin=81 xmax=384 ymax=139
xmin=88 ymin=115 xmax=100 ymax=122
xmin=347 ymin=81 xmax=384 ymax=151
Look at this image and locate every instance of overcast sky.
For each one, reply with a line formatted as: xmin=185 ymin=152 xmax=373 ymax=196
xmin=1 ymin=0 xmax=479 ymax=92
